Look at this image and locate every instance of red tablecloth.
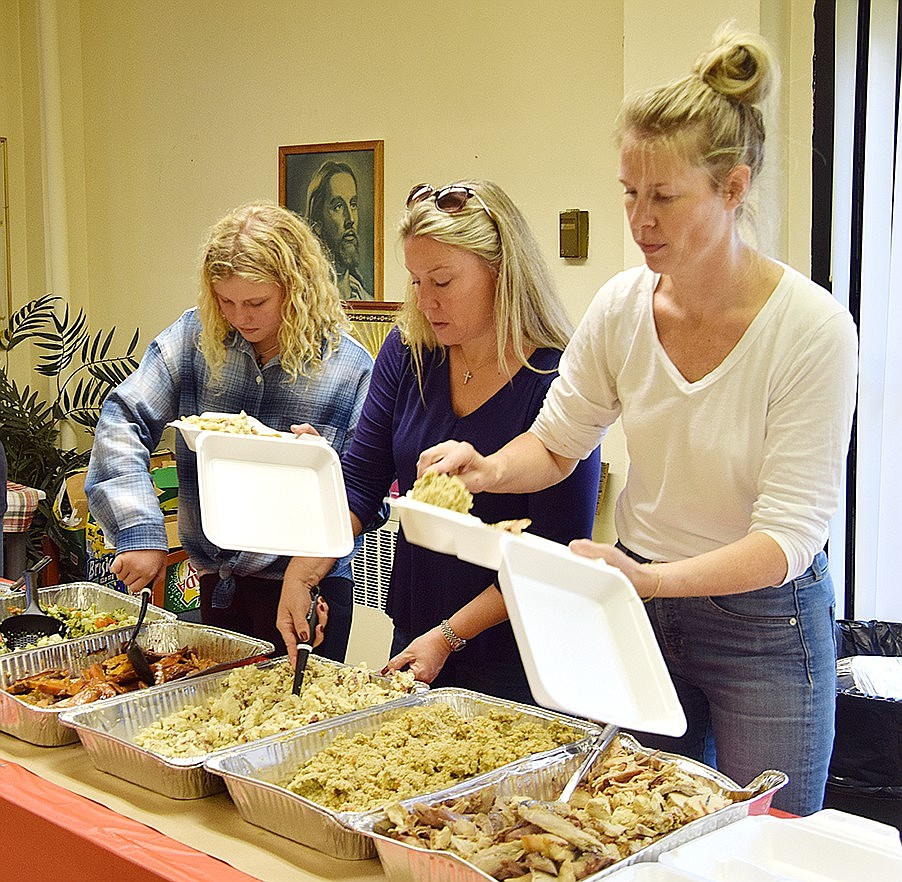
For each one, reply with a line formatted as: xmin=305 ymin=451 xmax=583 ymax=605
xmin=0 ymin=760 xmax=260 ymax=882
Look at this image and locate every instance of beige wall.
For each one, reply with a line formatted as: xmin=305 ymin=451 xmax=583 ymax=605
xmin=1 ymin=0 xmax=814 ymax=542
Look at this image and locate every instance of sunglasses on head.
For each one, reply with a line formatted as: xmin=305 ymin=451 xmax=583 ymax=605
xmin=406 ymin=183 xmax=494 ymax=219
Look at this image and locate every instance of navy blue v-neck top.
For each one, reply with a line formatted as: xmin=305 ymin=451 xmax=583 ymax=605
xmin=343 ymin=328 xmax=601 ymax=702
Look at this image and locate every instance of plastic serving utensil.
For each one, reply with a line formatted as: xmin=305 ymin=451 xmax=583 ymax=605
xmin=124 ymin=585 xmax=155 ymax=687
xmin=558 ymin=722 xmax=620 ymax=802
xmin=184 ymin=653 xmax=271 ymax=679
xmin=0 ymin=556 xmax=66 ymax=650
xmin=292 ymin=586 xmax=320 ymax=696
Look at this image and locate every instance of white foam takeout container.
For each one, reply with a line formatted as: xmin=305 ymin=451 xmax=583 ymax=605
xmin=195 ymin=431 xmax=353 ymax=558
xmin=654 ymin=808 xmax=902 ymax=882
xmin=390 ymin=494 xmax=687 ymax=736
xmin=168 ymin=411 xmax=288 ymax=452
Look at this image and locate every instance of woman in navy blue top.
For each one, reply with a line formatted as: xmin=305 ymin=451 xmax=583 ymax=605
xmin=278 ymin=180 xmax=600 ymax=703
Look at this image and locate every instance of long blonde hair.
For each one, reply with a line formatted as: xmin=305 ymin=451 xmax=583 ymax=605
xmin=397 ymin=180 xmax=572 ymax=383
xmin=197 ymin=202 xmax=349 ymax=381
xmin=616 ymin=23 xmax=777 ymax=204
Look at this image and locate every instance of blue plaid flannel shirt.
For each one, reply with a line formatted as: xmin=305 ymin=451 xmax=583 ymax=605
xmin=85 ymin=308 xmax=373 ymax=601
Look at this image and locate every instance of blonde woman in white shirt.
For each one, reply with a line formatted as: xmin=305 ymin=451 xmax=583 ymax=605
xmin=418 ymin=25 xmax=858 ymax=817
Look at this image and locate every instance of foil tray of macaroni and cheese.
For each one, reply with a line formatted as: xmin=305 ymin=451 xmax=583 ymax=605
xmin=58 ymin=655 xmax=426 ymax=799
xmin=0 ymin=620 xmax=270 ymax=746
xmin=202 ymin=688 xmax=603 ymax=861
xmin=350 ymin=732 xmax=788 ymax=882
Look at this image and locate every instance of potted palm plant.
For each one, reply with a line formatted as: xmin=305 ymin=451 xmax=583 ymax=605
xmin=1 ymin=294 xmax=140 ymax=577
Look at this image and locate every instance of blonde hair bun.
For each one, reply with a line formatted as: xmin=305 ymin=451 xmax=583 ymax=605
xmin=693 ymin=22 xmax=776 ymax=107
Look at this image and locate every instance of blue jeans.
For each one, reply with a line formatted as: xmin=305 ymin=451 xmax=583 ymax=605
xmin=620 ymin=546 xmax=836 ymax=816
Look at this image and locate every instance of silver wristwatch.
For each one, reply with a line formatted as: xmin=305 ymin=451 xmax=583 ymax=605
xmin=439 ymin=619 xmax=467 ymax=652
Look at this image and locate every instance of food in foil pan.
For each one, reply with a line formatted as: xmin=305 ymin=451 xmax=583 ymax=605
xmin=285 ymin=703 xmax=581 ymax=813
xmin=0 ymin=603 xmax=139 ymax=653
xmin=410 ymin=472 xmax=474 ymax=513
xmin=373 ymin=737 xmax=735 ymax=881
xmin=132 ymin=658 xmax=417 ymax=757
xmin=180 ymin=410 xmax=279 ymax=435
xmin=4 ymin=646 xmax=219 ymax=707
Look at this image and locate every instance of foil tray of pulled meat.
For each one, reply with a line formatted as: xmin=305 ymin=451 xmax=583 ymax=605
xmin=351 ymin=733 xmax=787 ymax=882
xmin=0 ymin=620 xmax=273 ymax=746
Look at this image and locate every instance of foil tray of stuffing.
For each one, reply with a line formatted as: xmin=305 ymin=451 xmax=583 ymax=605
xmin=0 ymin=580 xmax=176 ymax=656
xmin=0 ymin=620 xmax=273 ymax=746
xmin=58 ymin=655 xmax=425 ymax=799
xmin=203 ymin=688 xmax=603 ymax=861
xmin=349 ymin=732 xmax=788 ymax=882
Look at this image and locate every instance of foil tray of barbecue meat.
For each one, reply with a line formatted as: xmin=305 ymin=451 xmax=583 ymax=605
xmin=0 ymin=620 xmax=273 ymax=746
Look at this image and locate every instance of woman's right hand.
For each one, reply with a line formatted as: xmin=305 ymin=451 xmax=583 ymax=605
xmin=277 ymin=556 xmax=334 ymax=666
xmin=416 ymin=440 xmax=498 ymax=492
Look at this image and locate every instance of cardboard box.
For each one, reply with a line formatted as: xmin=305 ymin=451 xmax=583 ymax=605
xmin=51 ymin=453 xmax=199 ymax=613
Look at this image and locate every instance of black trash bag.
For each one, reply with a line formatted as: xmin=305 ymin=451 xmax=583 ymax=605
xmin=835 ymin=618 xmax=902 ymax=659
xmin=826 ymin=620 xmax=902 ymax=830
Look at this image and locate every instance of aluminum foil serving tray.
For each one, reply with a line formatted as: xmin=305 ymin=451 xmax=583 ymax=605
xmin=203 ymin=688 xmax=603 ymax=861
xmin=59 ymin=656 xmax=424 ymax=799
xmin=351 ymin=733 xmax=788 ymax=882
xmin=0 ymin=620 xmax=272 ymax=747
xmin=0 ymin=581 xmax=176 ymax=656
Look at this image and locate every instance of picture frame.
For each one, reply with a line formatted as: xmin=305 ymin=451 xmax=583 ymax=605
xmin=279 ymin=140 xmax=384 ymax=303
xmin=343 ymin=300 xmax=401 ymax=359
xmin=1 ymin=137 xmax=10 ymax=330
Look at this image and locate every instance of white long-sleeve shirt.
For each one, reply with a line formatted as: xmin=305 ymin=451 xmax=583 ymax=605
xmin=532 ymin=263 xmax=858 ymax=581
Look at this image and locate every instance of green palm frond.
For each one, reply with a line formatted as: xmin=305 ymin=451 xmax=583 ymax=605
xmin=87 ymin=355 xmax=140 ymax=388
xmin=33 ymin=304 xmax=89 ymax=377
xmin=0 ymin=294 xmax=62 ymax=350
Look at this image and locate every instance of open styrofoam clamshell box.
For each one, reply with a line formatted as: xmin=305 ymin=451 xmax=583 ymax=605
xmin=653 ymin=808 xmax=902 ymax=881
xmin=195 ymin=431 xmax=353 ymax=558
xmin=168 ymin=411 xmax=289 ymax=452
xmin=390 ymin=495 xmax=687 ymax=735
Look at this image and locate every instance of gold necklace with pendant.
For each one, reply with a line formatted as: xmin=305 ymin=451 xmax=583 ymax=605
xmin=460 ymin=348 xmax=498 ymax=384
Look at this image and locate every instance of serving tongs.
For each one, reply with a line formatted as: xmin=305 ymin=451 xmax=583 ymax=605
xmin=124 ymin=585 xmax=156 ymax=687
xmin=0 ymin=556 xmax=67 ymax=651
xmin=558 ymin=722 xmax=620 ymax=802
xmin=557 ymin=725 xmax=788 ymax=807
xmin=292 ymin=586 xmax=320 ymax=696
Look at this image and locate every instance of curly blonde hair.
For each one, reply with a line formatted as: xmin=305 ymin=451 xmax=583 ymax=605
xmin=197 ymin=202 xmax=349 ymax=381
xmin=616 ymin=23 xmax=778 ymax=201
xmin=396 ymin=180 xmax=572 ymax=383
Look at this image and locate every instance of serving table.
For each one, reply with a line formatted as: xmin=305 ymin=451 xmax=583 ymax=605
xmin=0 ymin=730 xmax=384 ymax=882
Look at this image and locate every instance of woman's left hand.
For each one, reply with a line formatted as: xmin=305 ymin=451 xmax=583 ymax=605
xmin=569 ymin=538 xmax=660 ymax=599
xmin=290 ymin=422 xmax=321 ymax=438
xmin=381 ymin=627 xmax=452 ymax=684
